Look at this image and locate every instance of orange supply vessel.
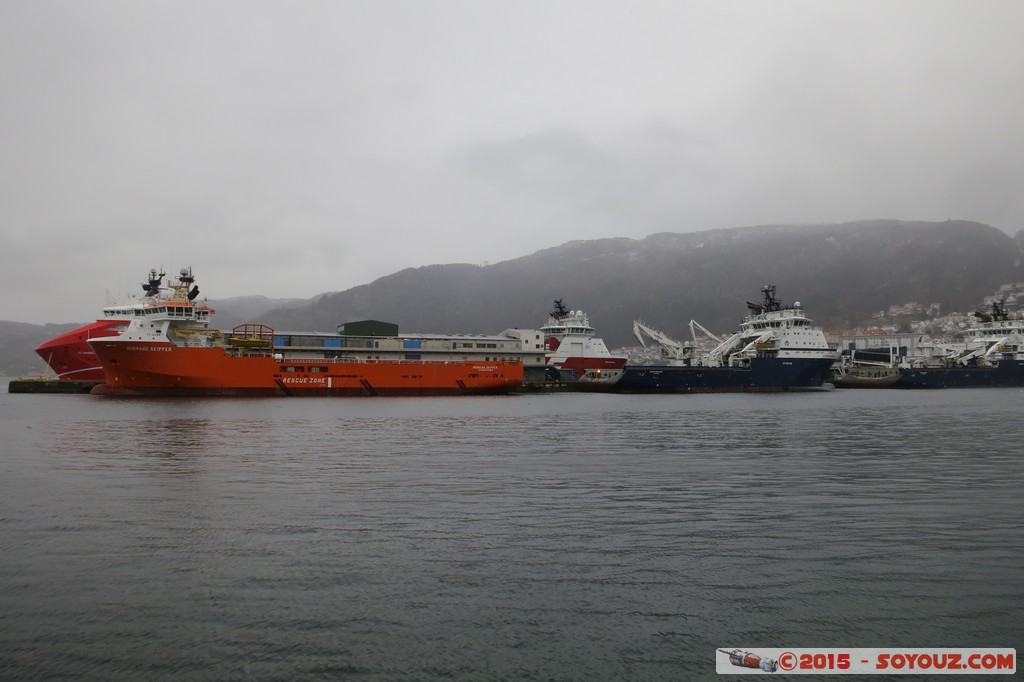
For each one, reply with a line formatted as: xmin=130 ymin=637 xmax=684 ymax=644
xmin=88 ymin=269 xmax=523 ymax=397
xmin=90 ymin=337 xmax=522 ymax=396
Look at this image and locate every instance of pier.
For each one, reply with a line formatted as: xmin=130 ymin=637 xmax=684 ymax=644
xmin=8 ymin=379 xmax=101 ymax=394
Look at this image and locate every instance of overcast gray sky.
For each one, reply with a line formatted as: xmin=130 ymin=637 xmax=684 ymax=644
xmin=2 ymin=1 xmax=1022 ymax=324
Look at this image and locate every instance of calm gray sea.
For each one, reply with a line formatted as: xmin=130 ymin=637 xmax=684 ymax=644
xmin=1 ymin=383 xmax=1021 ymax=680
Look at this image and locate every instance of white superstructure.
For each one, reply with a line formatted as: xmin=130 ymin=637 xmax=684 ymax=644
xmin=503 ymin=299 xmax=627 ymax=380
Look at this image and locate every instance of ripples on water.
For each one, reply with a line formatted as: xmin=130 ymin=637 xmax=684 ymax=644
xmin=1 ymin=389 xmax=1021 ymax=680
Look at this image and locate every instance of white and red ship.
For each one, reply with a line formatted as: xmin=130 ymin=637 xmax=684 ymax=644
xmin=34 ymin=268 xmax=207 ymax=381
xmin=503 ymin=299 xmax=626 ymax=381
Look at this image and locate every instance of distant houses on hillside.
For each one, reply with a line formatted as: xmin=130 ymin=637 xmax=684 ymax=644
xmin=833 ymin=281 xmax=1024 ymax=342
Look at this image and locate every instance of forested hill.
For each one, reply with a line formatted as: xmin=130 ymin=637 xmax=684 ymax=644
xmin=5 ymin=220 xmax=1024 ymax=376
xmin=256 ymin=219 xmax=1024 ymax=347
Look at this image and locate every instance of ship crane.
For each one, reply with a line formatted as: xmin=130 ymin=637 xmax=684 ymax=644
xmin=632 ymin=320 xmax=693 ymax=362
xmin=966 ymin=337 xmax=1012 ymax=365
xmin=954 ymin=346 xmax=986 ymax=366
xmin=633 ymin=320 xmax=683 ymax=350
xmin=688 ymin=319 xmax=723 ymax=345
xmin=705 ymin=332 xmax=742 ymax=367
xmin=946 ymin=337 xmax=1009 ymax=366
xmin=632 ymin=320 xmax=725 ymax=349
xmin=984 ymin=337 xmax=1010 ymax=358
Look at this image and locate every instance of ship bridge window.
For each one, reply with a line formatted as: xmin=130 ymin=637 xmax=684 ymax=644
xmin=309 ymin=366 xmax=327 ymax=373
xmin=281 ymin=366 xmax=304 ymax=372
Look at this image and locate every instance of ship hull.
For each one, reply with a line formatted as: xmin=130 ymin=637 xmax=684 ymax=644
xmin=609 ymin=357 xmax=835 ymax=393
xmin=887 ymin=359 xmax=1024 ymax=389
xmin=554 ymin=356 xmax=627 ymax=379
xmin=34 ymin=320 xmax=126 ymax=381
xmin=89 ymin=341 xmax=524 ymax=397
xmin=832 ymin=367 xmax=902 ymax=389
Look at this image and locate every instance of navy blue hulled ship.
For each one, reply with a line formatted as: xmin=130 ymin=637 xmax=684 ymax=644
xmin=606 ymin=285 xmax=838 ymax=393
xmin=889 ymin=360 xmax=1024 ymax=388
xmin=836 ymin=299 xmax=1024 ymax=389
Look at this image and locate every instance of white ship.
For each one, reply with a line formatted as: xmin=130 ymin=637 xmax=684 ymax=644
xmin=503 ymin=299 xmax=626 ymax=382
xmin=612 ymin=285 xmax=838 ymax=392
xmin=633 ymin=285 xmax=837 ymax=369
xmin=835 ymin=299 xmax=1024 ymax=388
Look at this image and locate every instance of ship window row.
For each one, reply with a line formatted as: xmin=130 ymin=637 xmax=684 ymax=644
xmin=751 ymin=320 xmax=810 ymax=329
xmin=279 ymin=357 xmax=524 ymax=372
xmin=273 ymin=336 xmax=513 ymax=350
xmin=129 ymin=306 xmax=195 ymax=318
xmin=276 ymin=337 xmax=376 ymax=349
